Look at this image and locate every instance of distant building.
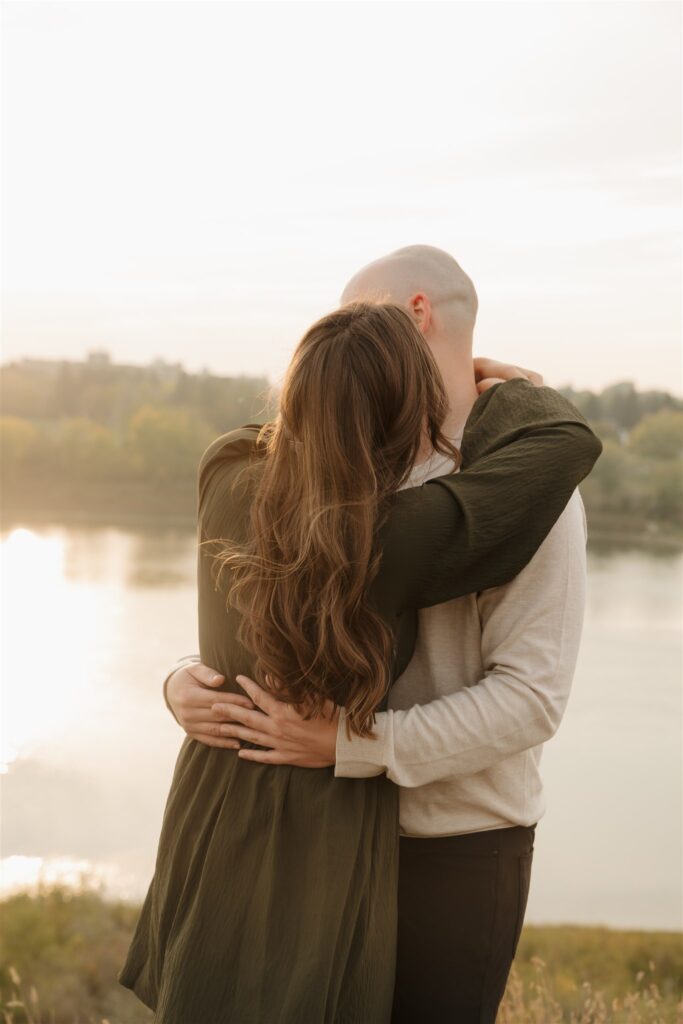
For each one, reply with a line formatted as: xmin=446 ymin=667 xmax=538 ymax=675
xmin=15 ymin=357 xmax=68 ymax=376
xmin=86 ymin=349 xmax=112 ymax=368
xmin=149 ymin=357 xmax=183 ymax=384
xmin=16 ymin=352 xmax=114 ymax=375
xmin=11 ymin=351 xmax=185 ymax=382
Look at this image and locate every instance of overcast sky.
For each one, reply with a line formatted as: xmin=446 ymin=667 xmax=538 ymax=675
xmin=2 ymin=0 xmax=681 ymax=392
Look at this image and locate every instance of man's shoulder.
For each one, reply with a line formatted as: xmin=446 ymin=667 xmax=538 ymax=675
xmin=515 ymin=487 xmax=587 ymax=567
xmin=474 ymin=489 xmax=587 ymax=608
xmin=555 ymin=488 xmax=587 ymax=542
xmin=523 ymin=487 xmax=586 ymax=547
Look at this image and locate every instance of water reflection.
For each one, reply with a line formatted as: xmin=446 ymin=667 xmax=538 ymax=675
xmin=1 ymin=524 xmax=681 ymax=929
xmin=527 ymin=546 xmax=682 ymax=929
xmin=1 ymin=528 xmax=104 ymax=771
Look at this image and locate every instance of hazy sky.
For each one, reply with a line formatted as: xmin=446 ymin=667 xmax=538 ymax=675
xmin=2 ymin=1 xmax=681 ymax=392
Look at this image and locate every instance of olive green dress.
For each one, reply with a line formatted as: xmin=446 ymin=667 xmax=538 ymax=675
xmin=118 ymin=380 xmax=601 ymax=1023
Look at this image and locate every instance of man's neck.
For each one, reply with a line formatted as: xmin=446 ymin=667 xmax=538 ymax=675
xmin=417 ymin=347 xmax=478 ymax=463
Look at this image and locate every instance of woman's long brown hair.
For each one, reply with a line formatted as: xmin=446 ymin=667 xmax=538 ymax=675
xmin=212 ymin=302 xmax=460 ymax=737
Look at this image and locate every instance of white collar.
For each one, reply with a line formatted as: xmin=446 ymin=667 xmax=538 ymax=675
xmin=402 ymin=431 xmax=463 ymax=489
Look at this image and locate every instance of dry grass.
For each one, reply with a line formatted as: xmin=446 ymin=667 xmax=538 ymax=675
xmin=498 ymin=957 xmax=682 ymax=1024
xmin=1 ymin=887 xmax=681 ymax=1023
xmin=2 ymin=958 xmax=682 ymax=1024
xmin=1 ymin=964 xmax=125 ymax=1024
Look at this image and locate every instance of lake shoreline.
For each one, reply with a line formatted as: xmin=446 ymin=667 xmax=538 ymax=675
xmin=3 ymin=482 xmax=682 ymax=550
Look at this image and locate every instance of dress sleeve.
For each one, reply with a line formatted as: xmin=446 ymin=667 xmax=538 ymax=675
xmin=371 ymin=379 xmax=602 ymax=616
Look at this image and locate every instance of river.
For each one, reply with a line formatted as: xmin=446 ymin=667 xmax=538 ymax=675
xmin=1 ymin=523 xmax=681 ymax=930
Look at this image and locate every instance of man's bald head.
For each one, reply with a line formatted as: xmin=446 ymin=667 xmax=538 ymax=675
xmin=340 ymin=244 xmax=478 ymax=345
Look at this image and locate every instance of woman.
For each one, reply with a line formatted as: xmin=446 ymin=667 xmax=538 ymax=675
xmin=119 ymin=302 xmax=601 ymax=1023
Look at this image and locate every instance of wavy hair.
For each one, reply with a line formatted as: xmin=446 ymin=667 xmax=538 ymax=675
xmin=212 ymin=302 xmax=460 ymax=737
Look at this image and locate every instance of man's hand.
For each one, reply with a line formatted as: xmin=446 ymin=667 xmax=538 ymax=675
xmin=212 ymin=676 xmax=339 ymax=768
xmin=473 ymin=357 xmax=543 ymax=394
xmin=166 ymin=661 xmax=255 ymax=749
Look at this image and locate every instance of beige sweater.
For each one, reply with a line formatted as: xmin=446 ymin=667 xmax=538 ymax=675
xmin=334 ymin=447 xmax=588 ymax=837
xmin=166 ymin=445 xmax=587 ymax=838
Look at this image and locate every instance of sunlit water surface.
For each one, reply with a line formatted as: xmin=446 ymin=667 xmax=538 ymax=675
xmin=1 ymin=524 xmax=681 ymax=930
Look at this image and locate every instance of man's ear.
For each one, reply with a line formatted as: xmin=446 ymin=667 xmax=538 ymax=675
xmin=408 ymin=292 xmax=432 ymax=334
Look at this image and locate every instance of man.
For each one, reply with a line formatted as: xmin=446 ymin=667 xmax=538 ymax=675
xmin=162 ymin=246 xmax=588 ymax=1022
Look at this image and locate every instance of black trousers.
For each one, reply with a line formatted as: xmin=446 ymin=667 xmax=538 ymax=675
xmin=391 ymin=823 xmax=536 ymax=1024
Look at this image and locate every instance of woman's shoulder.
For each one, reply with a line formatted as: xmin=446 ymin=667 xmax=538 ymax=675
xmin=197 ymin=424 xmax=267 ymax=519
xmin=198 ymin=423 xmax=266 ymax=478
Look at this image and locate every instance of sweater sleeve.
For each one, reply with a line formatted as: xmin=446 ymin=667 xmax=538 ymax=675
xmin=335 ymin=490 xmax=587 ymax=783
xmin=162 ymin=655 xmax=202 ymax=724
xmin=371 ymin=379 xmax=601 ymax=617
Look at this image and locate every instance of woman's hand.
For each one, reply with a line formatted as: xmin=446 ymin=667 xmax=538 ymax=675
xmin=473 ymin=357 xmax=543 ymax=394
xmin=210 ymin=676 xmax=339 ymax=768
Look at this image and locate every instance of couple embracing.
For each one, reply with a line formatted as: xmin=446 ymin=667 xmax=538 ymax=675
xmin=119 ymin=245 xmax=602 ymax=1023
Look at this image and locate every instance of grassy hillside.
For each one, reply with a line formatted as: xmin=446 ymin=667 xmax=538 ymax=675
xmin=1 ymin=884 xmax=681 ymax=1023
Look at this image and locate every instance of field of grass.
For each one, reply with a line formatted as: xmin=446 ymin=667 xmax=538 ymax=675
xmin=500 ymin=926 xmax=682 ymax=1023
xmin=1 ymin=883 xmax=681 ymax=1023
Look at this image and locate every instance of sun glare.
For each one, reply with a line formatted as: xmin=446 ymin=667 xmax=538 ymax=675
xmin=1 ymin=528 xmax=102 ymax=771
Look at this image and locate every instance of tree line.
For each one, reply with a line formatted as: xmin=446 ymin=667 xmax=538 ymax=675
xmin=561 ymin=382 xmax=682 ymax=527
xmin=1 ymin=360 xmax=682 ymax=529
xmin=0 ymin=357 xmax=272 ymax=485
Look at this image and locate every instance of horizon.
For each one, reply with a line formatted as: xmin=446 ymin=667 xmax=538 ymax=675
xmin=2 ymin=347 xmax=682 ymax=399
xmin=2 ymin=2 xmax=681 ymax=395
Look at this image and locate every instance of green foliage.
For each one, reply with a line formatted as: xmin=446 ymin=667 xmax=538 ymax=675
xmin=561 ymin=382 xmax=682 ymax=434
xmin=0 ymin=418 xmax=43 ymax=476
xmin=54 ymin=419 xmax=125 ymax=481
xmin=629 ymin=410 xmax=683 ymax=460
xmin=1 ymin=885 xmax=681 ymax=1023
xmin=582 ymin=439 xmax=634 ymax=509
xmin=1 ymin=359 xmax=682 ymax=536
xmin=557 ymin=388 xmax=683 ymax=531
xmin=124 ymin=405 xmax=215 ymax=483
xmin=0 ymin=357 xmax=271 ymax=434
xmin=578 ymin=437 xmax=682 ymax=528
xmin=0 ymin=883 xmax=153 ymax=1023
xmin=647 ymin=462 xmax=683 ymax=521
xmin=0 ymin=357 xmax=271 ymax=498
